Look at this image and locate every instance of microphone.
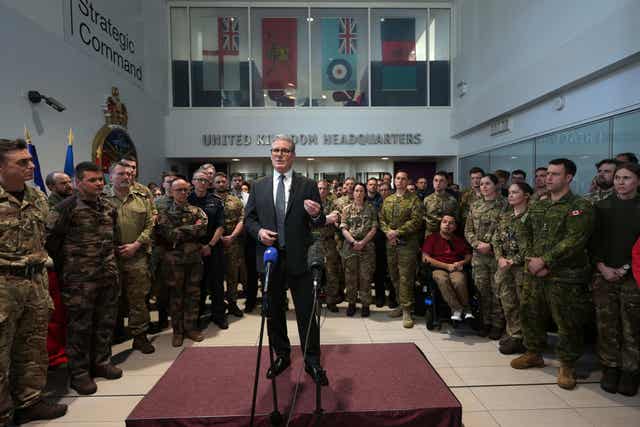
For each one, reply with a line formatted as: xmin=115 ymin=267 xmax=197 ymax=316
xmin=262 ymin=247 xmax=278 ymax=318
xmin=307 ymin=239 xmax=325 ymax=292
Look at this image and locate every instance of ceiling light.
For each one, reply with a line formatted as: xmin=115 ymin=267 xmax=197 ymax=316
xmin=381 ymin=157 xmax=389 ymax=160
xmin=231 ymin=158 xmax=240 ymax=162
xmin=307 ymin=158 xmax=315 ymax=161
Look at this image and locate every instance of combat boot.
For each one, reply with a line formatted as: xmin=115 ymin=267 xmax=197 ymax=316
xmin=132 ymin=334 xmax=155 ymax=354
xmin=346 ymin=303 xmax=356 ymax=317
xmin=618 ymin=371 xmax=639 ymax=396
xmin=402 ymin=310 xmax=414 ymax=328
xmin=600 ymin=367 xmax=619 ymax=394
xmin=12 ymin=399 xmax=67 ymax=424
xmin=510 ymin=352 xmax=545 ymax=369
xmin=488 ymin=327 xmax=503 ymax=341
xmin=185 ymin=330 xmax=205 ymax=342
xmin=172 ymin=334 xmax=184 ymax=347
xmin=499 ymin=337 xmax=526 ymax=355
xmin=70 ymin=374 xmax=97 ymax=395
xmin=93 ymin=363 xmax=123 ymax=380
xmin=557 ymin=364 xmax=576 ymax=390
xmin=388 ymin=306 xmax=402 ymax=318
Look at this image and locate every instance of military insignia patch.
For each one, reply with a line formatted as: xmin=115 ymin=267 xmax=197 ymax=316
xmin=569 ymin=210 xmax=583 ymax=216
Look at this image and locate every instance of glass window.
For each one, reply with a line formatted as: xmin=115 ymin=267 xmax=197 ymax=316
xmin=459 ymin=153 xmax=490 ymax=189
xmin=171 ymin=8 xmax=189 ymax=107
xmin=490 ymin=141 xmax=534 ymax=185
xmin=613 ymin=109 xmax=640 ymax=160
xmin=370 ymin=9 xmax=428 ymax=106
xmin=251 ymin=8 xmax=310 ymax=107
xmin=310 ymin=8 xmax=369 ymax=107
xmin=190 ymin=8 xmax=250 ymax=107
xmin=535 ymin=120 xmax=610 ymax=195
xmin=428 ymin=9 xmax=450 ymax=106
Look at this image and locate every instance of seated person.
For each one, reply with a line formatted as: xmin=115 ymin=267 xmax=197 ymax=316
xmin=421 ymin=215 xmax=473 ymax=321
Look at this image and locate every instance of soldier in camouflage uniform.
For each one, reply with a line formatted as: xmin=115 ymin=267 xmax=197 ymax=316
xmin=45 ymin=171 xmax=73 ymax=207
xmin=511 ymin=159 xmax=594 ymax=391
xmin=46 ymin=162 xmax=122 ymax=396
xmin=590 ymin=163 xmax=640 ymax=396
xmin=317 ymin=180 xmax=342 ymax=311
xmin=380 ymin=171 xmax=425 ymax=328
xmin=531 ymin=167 xmax=549 ymax=201
xmin=584 ymin=158 xmax=618 ymax=204
xmin=213 ymin=172 xmax=246 ymax=317
xmin=104 ymin=162 xmax=155 ymax=354
xmin=492 ymin=182 xmax=533 ymax=354
xmin=0 ymin=139 xmax=67 ymax=425
xmin=333 ymin=177 xmax=354 ymax=300
xmin=340 ymin=183 xmax=378 ymax=317
xmin=120 ymin=156 xmax=155 ymax=202
xmin=424 ymin=171 xmax=459 ymax=237
xmin=465 ymin=174 xmax=508 ymax=340
xmin=459 ymin=167 xmax=484 ymax=227
xmin=155 ymin=178 xmax=208 ymax=347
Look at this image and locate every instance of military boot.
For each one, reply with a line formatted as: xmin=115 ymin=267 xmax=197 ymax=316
xmin=132 ymin=334 xmax=155 ymax=354
xmin=557 ymin=364 xmax=576 ymax=390
xmin=185 ymin=330 xmax=205 ymax=342
xmin=93 ymin=363 xmax=123 ymax=380
xmin=618 ymin=371 xmax=639 ymax=396
xmin=70 ymin=374 xmax=97 ymax=395
xmin=510 ymin=352 xmax=545 ymax=369
xmin=172 ymin=334 xmax=184 ymax=347
xmin=12 ymin=399 xmax=67 ymax=424
xmin=402 ymin=310 xmax=414 ymax=328
xmin=600 ymin=367 xmax=619 ymax=394
xmin=388 ymin=306 xmax=403 ymax=318
xmin=499 ymin=337 xmax=526 ymax=355
xmin=346 ymin=303 xmax=356 ymax=317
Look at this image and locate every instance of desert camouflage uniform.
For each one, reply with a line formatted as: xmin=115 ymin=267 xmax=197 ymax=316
xmin=319 ymin=194 xmax=342 ymax=305
xmin=423 ymin=191 xmax=459 ymax=237
xmin=520 ymin=192 xmax=594 ymax=364
xmin=340 ymin=202 xmax=378 ymax=306
xmin=155 ymin=200 xmax=207 ymax=335
xmin=465 ymin=196 xmax=508 ymax=330
xmin=218 ymin=193 xmax=245 ymax=303
xmin=0 ymin=185 xmax=52 ymax=424
xmin=379 ymin=192 xmax=424 ymax=310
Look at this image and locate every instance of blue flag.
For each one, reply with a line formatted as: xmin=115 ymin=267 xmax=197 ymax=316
xmin=64 ymin=144 xmax=74 ymax=178
xmin=27 ymin=143 xmax=47 ymax=194
xmin=322 ymin=17 xmax=358 ymax=91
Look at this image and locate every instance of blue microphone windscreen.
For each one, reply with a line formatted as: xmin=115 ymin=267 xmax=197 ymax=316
xmin=263 ymin=247 xmax=279 ymax=265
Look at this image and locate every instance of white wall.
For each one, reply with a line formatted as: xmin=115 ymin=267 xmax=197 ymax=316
xmin=0 ymin=0 xmax=169 ymax=184
xmin=452 ymin=0 xmax=640 ymax=137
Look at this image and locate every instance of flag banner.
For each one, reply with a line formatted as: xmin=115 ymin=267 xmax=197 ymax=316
xmin=322 ymin=17 xmax=358 ymax=91
xmin=381 ymin=18 xmax=416 ymax=91
xmin=27 ymin=143 xmax=46 ymax=194
xmin=262 ymin=18 xmax=297 ymax=90
xmin=202 ymin=17 xmax=241 ymax=91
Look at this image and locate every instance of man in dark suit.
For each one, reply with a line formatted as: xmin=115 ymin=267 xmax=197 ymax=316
xmin=244 ymin=135 xmax=328 ymax=385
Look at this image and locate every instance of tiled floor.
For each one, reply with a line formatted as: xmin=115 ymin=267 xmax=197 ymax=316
xmin=30 ymin=302 xmax=640 ymax=427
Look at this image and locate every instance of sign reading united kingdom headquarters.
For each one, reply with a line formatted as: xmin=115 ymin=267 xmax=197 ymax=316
xmin=64 ymin=0 xmax=144 ymax=86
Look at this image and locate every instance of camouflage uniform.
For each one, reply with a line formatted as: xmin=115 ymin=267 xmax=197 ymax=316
xmin=47 ymin=191 xmax=67 ymax=208
xmin=340 ymin=203 xmax=378 ymax=306
xmin=465 ymin=196 xmax=508 ymax=330
xmin=520 ymin=192 xmax=594 ymax=364
xmin=531 ymin=190 xmax=550 ymax=202
xmin=320 ymin=194 xmax=342 ymax=305
xmin=150 ymin=195 xmax=173 ymax=319
xmin=423 ymin=191 xmax=459 ymax=237
xmin=46 ymin=195 xmax=119 ymax=380
xmin=584 ymin=187 xmax=615 ymax=205
xmin=459 ymin=188 xmax=482 ymax=227
xmin=154 ymin=200 xmax=207 ymax=335
xmin=0 ymin=185 xmax=52 ymax=424
xmin=333 ymin=195 xmax=353 ymax=294
xmin=103 ymin=186 xmax=154 ymax=337
xmin=218 ymin=193 xmax=245 ymax=303
xmin=379 ymin=192 xmax=424 ymax=310
xmin=492 ymin=209 xmax=529 ymax=339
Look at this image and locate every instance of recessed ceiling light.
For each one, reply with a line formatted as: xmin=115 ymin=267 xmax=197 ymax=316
xmin=381 ymin=157 xmax=389 ymax=160
xmin=231 ymin=158 xmax=240 ymax=162
xmin=307 ymin=158 xmax=315 ymax=161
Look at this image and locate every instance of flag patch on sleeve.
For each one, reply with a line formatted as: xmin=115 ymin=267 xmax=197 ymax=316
xmin=569 ymin=210 xmax=583 ymax=216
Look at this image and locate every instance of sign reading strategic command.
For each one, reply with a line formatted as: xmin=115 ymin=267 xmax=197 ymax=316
xmin=65 ymin=0 xmax=144 ymax=86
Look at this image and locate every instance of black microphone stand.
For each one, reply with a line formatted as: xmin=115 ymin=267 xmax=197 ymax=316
xmin=250 ymin=260 xmax=283 ymax=427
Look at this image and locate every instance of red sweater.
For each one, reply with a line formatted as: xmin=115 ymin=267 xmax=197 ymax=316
xmin=422 ymin=233 xmax=471 ymax=264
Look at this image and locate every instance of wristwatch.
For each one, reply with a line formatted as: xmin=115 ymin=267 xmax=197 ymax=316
xmin=622 ymin=264 xmax=631 ymax=274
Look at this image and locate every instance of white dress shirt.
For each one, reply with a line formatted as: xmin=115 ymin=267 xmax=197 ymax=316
xmin=272 ymin=168 xmax=293 ymax=212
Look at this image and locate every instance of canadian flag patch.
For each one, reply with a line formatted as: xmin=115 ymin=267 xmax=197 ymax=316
xmin=569 ymin=210 xmax=583 ymax=216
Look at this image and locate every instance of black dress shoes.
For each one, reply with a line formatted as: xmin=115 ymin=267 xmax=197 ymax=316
xmin=305 ymin=364 xmax=329 ymax=386
xmin=266 ymin=356 xmax=291 ymax=379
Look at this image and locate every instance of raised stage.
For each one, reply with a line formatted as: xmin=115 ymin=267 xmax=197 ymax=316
xmin=126 ymin=343 xmax=461 ymax=427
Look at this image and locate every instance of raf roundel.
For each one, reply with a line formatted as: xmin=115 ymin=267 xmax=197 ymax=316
xmin=326 ymin=58 xmax=353 ymax=85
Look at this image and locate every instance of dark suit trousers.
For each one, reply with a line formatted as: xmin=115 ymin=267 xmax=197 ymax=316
xmin=201 ymin=246 xmax=226 ymax=321
xmin=267 ymin=251 xmax=321 ymax=367
xmin=243 ymin=235 xmax=258 ymax=307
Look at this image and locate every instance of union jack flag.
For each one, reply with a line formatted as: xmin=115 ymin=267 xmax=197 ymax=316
xmin=338 ymin=17 xmax=357 ymax=55
xmin=220 ymin=17 xmax=239 ymax=55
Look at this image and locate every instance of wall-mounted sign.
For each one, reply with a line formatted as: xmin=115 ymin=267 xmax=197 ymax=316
xmin=201 ymin=133 xmax=423 ymax=147
xmin=64 ymin=0 xmax=144 ymax=86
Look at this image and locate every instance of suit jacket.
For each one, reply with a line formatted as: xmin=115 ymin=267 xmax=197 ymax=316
xmin=245 ymin=171 xmax=325 ymax=275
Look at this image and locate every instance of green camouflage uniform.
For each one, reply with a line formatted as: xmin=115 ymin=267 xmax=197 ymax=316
xmin=104 ymin=186 xmax=154 ymax=337
xmin=46 ymin=195 xmax=119 ymax=380
xmin=319 ymin=194 xmax=342 ymax=305
xmin=459 ymin=188 xmax=482 ymax=227
xmin=465 ymin=196 xmax=508 ymax=329
xmin=218 ymin=193 xmax=245 ymax=303
xmin=0 ymin=185 xmax=52 ymax=424
xmin=154 ymin=201 xmax=207 ymax=335
xmin=380 ymin=192 xmax=424 ymax=310
xmin=333 ymin=195 xmax=353 ymax=294
xmin=423 ymin=191 xmax=459 ymax=237
xmin=583 ymin=187 xmax=615 ymax=205
xmin=520 ymin=192 xmax=594 ymax=364
xmin=47 ymin=191 xmax=67 ymax=208
xmin=340 ymin=202 xmax=378 ymax=306
xmin=151 ymin=195 xmax=172 ymax=312
xmin=492 ymin=209 xmax=529 ymax=339
xmin=531 ymin=190 xmax=550 ymax=202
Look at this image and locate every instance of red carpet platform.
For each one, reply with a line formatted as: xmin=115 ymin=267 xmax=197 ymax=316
xmin=127 ymin=343 xmax=461 ymax=427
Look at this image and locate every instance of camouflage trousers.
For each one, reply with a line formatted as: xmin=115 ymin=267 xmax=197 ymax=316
xmin=432 ymin=269 xmax=468 ymax=312
xmin=167 ymin=262 xmax=203 ymax=335
xmin=0 ymin=271 xmax=52 ymax=424
xmin=62 ymin=277 xmax=120 ymax=379
xmin=335 ymin=237 xmax=347 ymax=295
xmin=521 ymin=275 xmax=592 ymax=364
xmin=224 ymin=240 xmax=245 ymax=303
xmin=118 ymin=254 xmax=152 ymax=336
xmin=150 ymin=246 xmax=169 ymax=315
xmin=495 ymin=265 xmax=524 ymax=339
xmin=386 ymin=242 xmax=419 ymax=310
xmin=321 ymin=238 xmax=342 ymax=304
xmin=342 ymin=243 xmax=375 ymax=306
xmin=592 ymin=274 xmax=640 ymax=372
xmin=472 ymin=253 xmax=504 ymax=329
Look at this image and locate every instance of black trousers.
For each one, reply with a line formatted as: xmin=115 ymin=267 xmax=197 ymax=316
xmin=244 ymin=235 xmax=258 ymax=307
xmin=267 ymin=251 xmax=321 ymax=367
xmin=374 ymin=230 xmax=395 ymax=300
xmin=200 ymin=246 xmax=226 ymax=321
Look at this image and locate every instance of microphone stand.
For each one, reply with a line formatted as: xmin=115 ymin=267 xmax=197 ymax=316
xmin=250 ymin=258 xmax=283 ymax=427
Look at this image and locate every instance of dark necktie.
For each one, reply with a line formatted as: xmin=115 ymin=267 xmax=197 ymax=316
xmin=276 ymin=174 xmax=286 ymax=247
